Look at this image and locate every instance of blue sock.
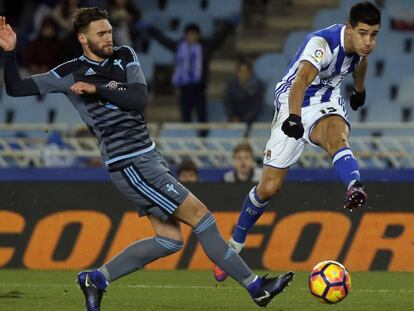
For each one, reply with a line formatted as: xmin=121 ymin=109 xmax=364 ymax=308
xmin=90 ymin=269 xmax=109 ymax=290
xmin=232 ymin=187 xmax=269 ymax=244
xmin=247 ymin=276 xmax=262 ymax=296
xmin=332 ymin=147 xmax=361 ymax=189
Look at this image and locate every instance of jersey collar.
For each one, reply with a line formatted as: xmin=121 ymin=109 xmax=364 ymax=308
xmin=79 ymin=55 xmax=109 ymax=66
xmin=340 ymin=25 xmax=345 ymax=48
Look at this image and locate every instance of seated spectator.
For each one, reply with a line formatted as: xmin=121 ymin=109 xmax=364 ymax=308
xmin=42 ymin=131 xmax=76 ymax=167
xmin=24 ymin=16 xmax=63 ymax=74
xmin=223 ymin=142 xmax=261 ymax=183
xmin=224 ymin=59 xmax=265 ymax=126
xmin=177 ymin=159 xmax=199 ymax=183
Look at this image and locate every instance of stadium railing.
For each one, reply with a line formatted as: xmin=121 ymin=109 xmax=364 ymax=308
xmin=0 ymin=122 xmax=413 ymax=169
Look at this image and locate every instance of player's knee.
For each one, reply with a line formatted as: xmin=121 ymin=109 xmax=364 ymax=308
xmin=326 ymin=133 xmax=348 ymax=155
xmin=155 ymin=236 xmax=184 ymax=255
xmin=257 ymin=179 xmax=283 ymax=201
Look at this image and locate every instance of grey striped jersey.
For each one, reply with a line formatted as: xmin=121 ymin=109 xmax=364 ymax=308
xmin=31 ymin=46 xmax=152 ymax=165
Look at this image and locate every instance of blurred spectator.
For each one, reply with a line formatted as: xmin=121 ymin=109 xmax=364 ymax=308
xmin=177 ymin=159 xmax=199 ymax=183
xmin=145 ymin=17 xmax=239 ymax=129
xmin=108 ymin=0 xmax=141 ymax=46
xmin=52 ymin=0 xmax=79 ymax=36
xmin=223 ymin=142 xmax=261 ymax=183
xmin=42 ymin=131 xmax=76 ymax=167
xmin=224 ymin=59 xmax=265 ymax=126
xmin=24 ymin=16 xmax=63 ymax=74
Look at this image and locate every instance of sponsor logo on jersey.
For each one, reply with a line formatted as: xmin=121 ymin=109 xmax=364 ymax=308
xmin=85 ymin=68 xmax=96 ymax=76
xmin=311 ymin=48 xmax=324 ymax=63
xmin=113 ymin=59 xmax=124 ymax=71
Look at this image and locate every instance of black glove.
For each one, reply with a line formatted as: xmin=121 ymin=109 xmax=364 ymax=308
xmin=282 ymin=114 xmax=304 ymax=140
xmin=350 ymin=88 xmax=366 ymax=111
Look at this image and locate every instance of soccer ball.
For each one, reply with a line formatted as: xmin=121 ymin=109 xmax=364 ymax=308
xmin=309 ymin=260 xmax=351 ymax=304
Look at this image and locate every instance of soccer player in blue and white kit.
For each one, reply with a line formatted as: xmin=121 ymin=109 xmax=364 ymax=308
xmin=214 ymin=1 xmax=381 ymax=281
xmin=0 ymin=7 xmax=294 ymax=310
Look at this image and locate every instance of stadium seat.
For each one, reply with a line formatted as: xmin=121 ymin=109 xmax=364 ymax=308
xmin=396 ymin=75 xmax=414 ymax=107
xmin=52 ymin=94 xmax=84 ymax=126
xmin=177 ymin=13 xmax=214 ymax=38
xmin=161 ymin=124 xmax=198 ymax=137
xmin=13 ymin=103 xmax=51 ymax=124
xmin=137 ymin=53 xmax=154 ymax=82
xmin=208 ymin=100 xmax=227 ymax=122
xmin=208 ymin=124 xmax=246 ymax=138
xmin=313 ymin=9 xmax=346 ymax=30
xmin=141 ymin=9 xmax=173 ymax=31
xmin=148 ymin=40 xmax=175 ymax=65
xmin=366 ymin=99 xmax=402 ymax=122
xmin=165 ymin=1 xmax=204 ymax=17
xmin=133 ymin=0 xmax=162 ymax=11
xmin=375 ymin=31 xmax=412 ymax=57
xmin=205 ymin=0 xmax=241 ymax=19
xmin=257 ymin=83 xmax=276 ymax=123
xmin=384 ymin=0 xmax=414 ymax=21
xmin=283 ymin=30 xmax=308 ymax=60
xmin=254 ymin=53 xmax=288 ymax=82
xmin=383 ymin=54 xmax=414 ymax=85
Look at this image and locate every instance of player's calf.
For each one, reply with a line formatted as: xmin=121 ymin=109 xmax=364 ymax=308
xmin=213 ymin=238 xmax=245 ymax=282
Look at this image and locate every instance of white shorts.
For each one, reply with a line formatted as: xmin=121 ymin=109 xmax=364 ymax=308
xmin=263 ymin=98 xmax=350 ymax=168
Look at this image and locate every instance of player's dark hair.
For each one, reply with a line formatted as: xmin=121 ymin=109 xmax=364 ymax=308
xmin=233 ymin=142 xmax=254 ymax=157
xmin=72 ymin=7 xmax=109 ymax=33
xmin=178 ymin=159 xmax=198 ymax=175
xmin=349 ymin=1 xmax=381 ymax=27
xmin=184 ymin=23 xmax=200 ymax=35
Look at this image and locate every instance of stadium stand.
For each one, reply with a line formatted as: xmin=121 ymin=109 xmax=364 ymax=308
xmin=1 ymin=0 xmax=413 ymax=170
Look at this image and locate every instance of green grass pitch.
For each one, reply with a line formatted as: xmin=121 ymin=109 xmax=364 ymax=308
xmin=0 ymin=270 xmax=412 ymax=310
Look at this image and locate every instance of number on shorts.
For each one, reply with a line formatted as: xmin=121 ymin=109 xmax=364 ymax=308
xmin=320 ymin=107 xmax=337 ymax=114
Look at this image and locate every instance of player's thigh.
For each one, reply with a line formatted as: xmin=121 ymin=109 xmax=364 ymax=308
xmin=173 ymin=192 xmax=209 ymax=228
xmin=304 ymin=100 xmax=350 ymax=150
xmin=108 ymin=150 xmax=190 ymax=222
xmin=148 ymin=214 xmax=183 ymax=242
xmin=311 ymin=115 xmax=349 ymax=144
xmin=263 ymin=108 xmax=306 ymax=168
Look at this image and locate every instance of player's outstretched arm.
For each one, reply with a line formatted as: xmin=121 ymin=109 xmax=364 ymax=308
xmin=0 ymin=16 xmax=41 ymax=97
xmin=281 ymin=61 xmax=318 ymax=139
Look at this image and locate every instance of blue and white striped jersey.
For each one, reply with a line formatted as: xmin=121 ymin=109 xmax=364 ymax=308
xmin=275 ymin=24 xmax=361 ymax=109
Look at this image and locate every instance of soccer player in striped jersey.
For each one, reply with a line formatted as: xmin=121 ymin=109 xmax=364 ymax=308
xmin=214 ymin=1 xmax=380 ymax=282
xmin=0 ymin=8 xmax=293 ymax=311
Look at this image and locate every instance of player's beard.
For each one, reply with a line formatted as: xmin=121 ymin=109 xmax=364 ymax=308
xmin=88 ymin=41 xmax=113 ymax=59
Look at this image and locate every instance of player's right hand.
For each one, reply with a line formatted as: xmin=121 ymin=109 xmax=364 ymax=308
xmin=0 ymin=16 xmax=17 ymax=52
xmin=282 ymin=114 xmax=304 ymax=140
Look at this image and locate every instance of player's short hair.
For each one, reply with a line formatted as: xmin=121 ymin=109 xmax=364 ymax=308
xmin=178 ymin=159 xmax=198 ymax=175
xmin=72 ymin=7 xmax=109 ymax=33
xmin=349 ymin=1 xmax=381 ymax=27
xmin=233 ymin=142 xmax=254 ymax=157
xmin=184 ymin=23 xmax=200 ymax=35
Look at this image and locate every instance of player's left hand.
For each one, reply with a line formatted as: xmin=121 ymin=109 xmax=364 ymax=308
xmin=349 ymin=88 xmax=366 ymax=111
xmin=70 ymin=82 xmax=96 ymax=95
xmin=282 ymin=114 xmax=304 ymax=140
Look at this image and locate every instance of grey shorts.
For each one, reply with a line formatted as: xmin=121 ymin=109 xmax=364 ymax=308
xmin=108 ymin=149 xmax=189 ymax=221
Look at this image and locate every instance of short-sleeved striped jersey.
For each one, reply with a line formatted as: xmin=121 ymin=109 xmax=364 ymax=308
xmin=31 ymin=45 xmax=152 ymax=166
xmin=274 ymin=24 xmax=361 ymax=110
